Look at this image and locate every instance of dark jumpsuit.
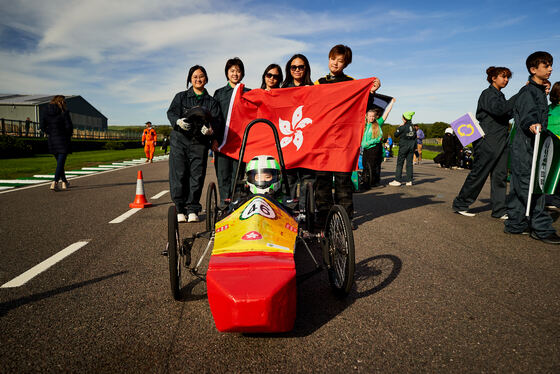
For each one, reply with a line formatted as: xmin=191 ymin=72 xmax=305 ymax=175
xmin=213 ymin=84 xmax=249 ymax=205
xmin=314 ymin=74 xmax=356 ymax=220
xmin=452 ymin=85 xmax=517 ymax=217
xmin=167 ymin=87 xmax=221 ymax=215
xmin=393 ymin=120 xmax=417 ymax=182
xmin=504 ymin=78 xmax=555 ymax=237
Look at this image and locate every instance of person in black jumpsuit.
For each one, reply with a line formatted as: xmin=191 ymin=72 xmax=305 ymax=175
xmin=389 ymin=112 xmax=417 ymax=186
xmin=281 ymin=54 xmax=315 ymax=206
xmin=213 ymin=57 xmax=249 ymax=207
xmin=504 ymin=51 xmax=559 ymax=244
xmin=167 ymin=65 xmax=221 ymax=222
xmin=452 ymin=66 xmax=516 ymax=218
xmin=314 ymin=45 xmax=380 ymax=227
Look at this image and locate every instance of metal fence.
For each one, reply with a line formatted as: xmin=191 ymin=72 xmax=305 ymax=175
xmin=0 ymin=118 xmax=139 ymax=140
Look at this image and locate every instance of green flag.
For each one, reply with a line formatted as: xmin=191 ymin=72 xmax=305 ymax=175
xmin=534 ymin=130 xmax=560 ymax=194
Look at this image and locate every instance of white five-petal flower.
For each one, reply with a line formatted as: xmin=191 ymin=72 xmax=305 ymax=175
xmin=279 ymin=105 xmax=312 ymax=150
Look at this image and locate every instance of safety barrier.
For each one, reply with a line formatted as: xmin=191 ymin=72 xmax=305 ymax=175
xmin=0 ymin=118 xmax=138 ymax=140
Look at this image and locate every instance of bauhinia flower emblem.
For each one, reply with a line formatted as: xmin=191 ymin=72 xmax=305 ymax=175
xmin=279 ymin=105 xmax=312 ymax=150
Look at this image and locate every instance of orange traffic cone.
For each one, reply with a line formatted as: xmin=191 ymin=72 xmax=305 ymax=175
xmin=129 ymin=170 xmax=152 ymax=208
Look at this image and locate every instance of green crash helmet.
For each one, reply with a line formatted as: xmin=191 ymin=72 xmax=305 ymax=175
xmin=245 ymin=155 xmax=282 ymax=195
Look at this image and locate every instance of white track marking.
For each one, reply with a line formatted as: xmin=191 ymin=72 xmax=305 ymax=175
xmin=0 ymin=179 xmax=45 ymax=184
xmin=109 ymin=208 xmax=141 ymax=223
xmin=1 ymin=155 xmax=169 ymax=195
xmin=150 ymin=190 xmax=169 ymax=199
xmin=81 ymin=167 xmax=113 ymax=171
xmin=1 ymin=241 xmax=90 ymax=288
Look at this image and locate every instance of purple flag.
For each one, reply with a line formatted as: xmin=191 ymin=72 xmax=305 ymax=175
xmin=450 ymin=112 xmax=485 ymax=147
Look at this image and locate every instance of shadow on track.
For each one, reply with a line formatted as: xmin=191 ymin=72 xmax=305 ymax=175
xmin=275 ymin=248 xmax=402 ymax=337
xmin=0 ymin=271 xmax=128 ymax=317
xmin=353 ymin=191 xmax=443 ymax=227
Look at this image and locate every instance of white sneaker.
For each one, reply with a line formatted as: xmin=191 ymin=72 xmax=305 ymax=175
xmin=177 ymin=213 xmax=187 ymax=223
xmin=61 ymin=181 xmax=69 ymax=190
xmin=388 ymin=180 xmax=401 ymax=187
xmin=187 ymin=213 xmax=199 ymax=222
xmin=405 ymin=181 xmax=413 ymax=186
xmin=456 ymin=210 xmax=475 ymax=217
xmin=50 ymin=181 xmax=59 ymax=191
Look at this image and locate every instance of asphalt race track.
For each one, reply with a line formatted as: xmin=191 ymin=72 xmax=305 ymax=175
xmin=1 ymin=157 xmax=559 ymax=373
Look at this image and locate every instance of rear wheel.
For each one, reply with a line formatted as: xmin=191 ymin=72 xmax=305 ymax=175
xmin=323 ymin=205 xmax=355 ymax=297
xmin=206 ymin=182 xmax=218 ymax=232
xmin=168 ymin=205 xmax=183 ymax=300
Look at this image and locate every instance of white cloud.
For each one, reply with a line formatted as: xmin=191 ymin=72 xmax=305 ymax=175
xmin=1 ymin=1 xmax=558 ymax=125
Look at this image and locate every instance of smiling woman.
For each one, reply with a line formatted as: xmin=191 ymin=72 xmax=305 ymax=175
xmin=167 ymin=64 xmax=222 ymax=223
xmin=261 ymin=64 xmax=283 ymax=90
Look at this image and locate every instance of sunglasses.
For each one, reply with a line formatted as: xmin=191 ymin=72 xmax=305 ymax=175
xmin=290 ymin=65 xmax=305 ymax=71
xmin=266 ymin=73 xmax=280 ymax=79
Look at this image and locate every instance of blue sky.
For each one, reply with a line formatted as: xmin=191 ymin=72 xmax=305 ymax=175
xmin=0 ymin=0 xmax=559 ymax=125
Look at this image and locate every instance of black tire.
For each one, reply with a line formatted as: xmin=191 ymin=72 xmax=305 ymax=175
xmin=206 ymin=182 xmax=218 ymax=232
xmin=168 ymin=205 xmax=182 ymax=300
xmin=304 ymin=182 xmax=315 ymax=232
xmin=323 ymin=205 xmax=355 ymax=297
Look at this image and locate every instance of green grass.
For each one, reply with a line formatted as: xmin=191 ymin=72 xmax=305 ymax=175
xmin=391 ymin=146 xmax=438 ymax=160
xmin=0 ymin=148 xmax=165 ymax=179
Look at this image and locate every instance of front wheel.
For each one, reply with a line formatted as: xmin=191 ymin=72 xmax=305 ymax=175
xmin=206 ymin=182 xmax=218 ymax=232
xmin=168 ymin=205 xmax=183 ymax=300
xmin=323 ymin=205 xmax=355 ymax=297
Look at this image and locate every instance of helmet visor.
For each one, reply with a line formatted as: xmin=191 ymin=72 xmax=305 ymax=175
xmin=246 ymin=168 xmax=280 ymax=189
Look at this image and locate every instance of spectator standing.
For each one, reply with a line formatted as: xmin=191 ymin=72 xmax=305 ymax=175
xmin=25 ymin=117 xmax=31 ymax=137
xmin=504 ymin=51 xmax=559 ymax=244
xmin=439 ymin=127 xmax=457 ymax=168
xmin=282 ymin=54 xmax=315 ymax=206
xmin=413 ymin=124 xmax=425 ymax=164
xmin=41 ymin=95 xmax=73 ymax=191
xmin=389 ymin=111 xmax=417 ymax=186
xmin=161 ymin=136 xmax=169 ymax=155
xmin=387 ymin=135 xmax=393 ymax=157
xmin=314 ymin=44 xmax=381 ymax=228
xmin=213 ymin=57 xmax=248 ymax=207
xmin=362 ymin=99 xmax=395 ymax=187
xmin=142 ymin=121 xmax=157 ymax=162
xmin=167 ymin=65 xmax=221 ymax=223
xmin=452 ymin=66 xmax=517 ymax=218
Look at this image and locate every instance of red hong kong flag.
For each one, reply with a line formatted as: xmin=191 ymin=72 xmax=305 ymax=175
xmin=218 ymin=77 xmax=376 ymax=172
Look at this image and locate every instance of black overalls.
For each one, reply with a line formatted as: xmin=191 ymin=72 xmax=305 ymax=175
xmin=453 ymin=85 xmax=516 ymax=217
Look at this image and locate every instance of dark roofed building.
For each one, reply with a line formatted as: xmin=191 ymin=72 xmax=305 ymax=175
xmin=0 ymin=94 xmax=107 ymax=130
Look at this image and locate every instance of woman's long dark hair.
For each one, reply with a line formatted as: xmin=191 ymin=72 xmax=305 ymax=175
xmin=50 ymin=95 xmax=67 ymax=111
xmin=281 ymin=54 xmax=313 ymax=87
xmin=260 ymin=64 xmax=283 ymax=89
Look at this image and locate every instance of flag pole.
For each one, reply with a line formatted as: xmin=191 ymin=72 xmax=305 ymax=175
xmin=526 ymin=129 xmax=541 ymax=217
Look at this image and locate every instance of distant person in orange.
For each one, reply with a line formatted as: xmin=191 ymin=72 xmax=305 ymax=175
xmin=142 ymin=121 xmax=157 ymax=162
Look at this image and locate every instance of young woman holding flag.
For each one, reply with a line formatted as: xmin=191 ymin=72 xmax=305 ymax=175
xmin=452 ymin=66 xmax=517 ymax=218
